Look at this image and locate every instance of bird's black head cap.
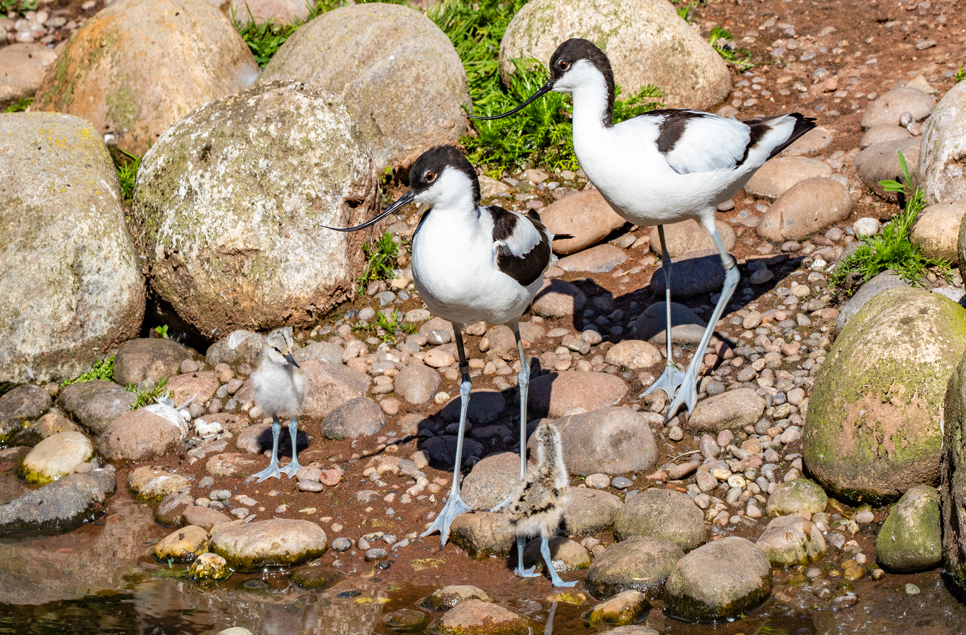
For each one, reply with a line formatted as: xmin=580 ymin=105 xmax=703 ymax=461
xmin=409 ymin=145 xmax=480 ymax=205
xmin=549 ymin=38 xmax=616 ymax=126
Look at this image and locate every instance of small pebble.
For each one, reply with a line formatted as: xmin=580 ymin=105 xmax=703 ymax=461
xmin=332 ymin=538 xmax=352 ymax=552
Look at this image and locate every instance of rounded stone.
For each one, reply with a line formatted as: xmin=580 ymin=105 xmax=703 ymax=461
xmin=433 ymin=600 xmax=528 ymax=635
xmin=394 ymin=364 xmax=442 ymax=405
xmin=461 ymin=452 xmax=519 ymax=511
xmin=861 ymin=86 xmax=935 ymax=129
xmin=449 ymin=512 xmax=515 ymax=560
xmin=188 ymin=552 xmax=233 ymax=582
xmin=854 ymin=138 xmax=922 ymax=201
xmin=97 ymin=408 xmax=185 ymax=462
xmin=585 ymin=537 xmax=684 ymax=599
xmin=113 ymin=339 xmax=194 ymax=387
xmin=127 ymin=466 xmax=191 ymax=502
xmin=500 ymin=0 xmax=730 ymax=110
xmin=549 ymin=407 xmax=658 ymax=476
xmin=911 ymin=202 xmax=966 ymax=264
xmin=19 ymin=431 xmax=93 ymax=485
xmin=131 ymin=80 xmax=379 ymax=337
xmin=184 ymin=506 xmax=232 ymax=531
xmin=920 ymin=80 xmax=966 ymax=204
xmin=631 ymin=302 xmax=706 ymax=344
xmin=556 ymin=244 xmax=628 ymax=273
xmin=229 ymin=0 xmax=309 ymax=26
xmin=877 ymin=485 xmax=941 ymax=573
xmin=155 ymin=488 xmax=194 ymax=527
xmin=757 ymin=177 xmax=853 ymax=242
xmin=0 ymin=114 xmax=144 ymax=386
xmin=153 ymin=525 xmax=209 ymax=563
xmin=0 ymin=43 xmax=58 ymax=102
xmin=209 ymin=519 xmax=327 ymax=572
xmin=0 ymin=470 xmax=116 ymax=535
xmin=605 ymin=340 xmax=661 ymax=370
xmin=528 ymin=372 xmax=628 ymax=419
xmin=765 ymin=479 xmax=829 ymax=516
xmin=440 ymin=390 xmax=506 ymax=425
xmin=744 ymin=157 xmax=832 ymax=200
xmin=422 ymin=585 xmax=492 ymax=610
xmin=685 ymin=388 xmax=766 ymax=433
xmin=540 ymin=189 xmax=626 ymax=255
xmin=320 ymin=397 xmax=385 ymax=440
xmin=532 ymin=279 xmax=588 ymax=318
xmin=613 ymin=489 xmax=706 ymax=551
xmin=0 ymin=385 xmax=53 ymax=442
xmin=804 ymin=288 xmax=966 ymax=503
xmin=290 ymin=566 xmax=346 ymax=590
xmin=259 ymin=3 xmax=470 ymax=171
xmin=663 ymin=537 xmax=772 ymax=623
xmin=32 ymin=0 xmax=259 ymax=156
xmin=860 ymin=125 xmax=911 ymax=149
xmin=755 ymin=515 xmax=826 ymax=566
xmin=9 ymin=411 xmax=83 ymax=448
xmin=563 ymin=488 xmax=624 ymax=535
xmin=648 ymin=250 xmax=727 ymax=297
xmin=384 ymin=608 xmax=431 ymax=632
xmin=521 ymin=537 xmax=591 ymax=571
xmin=648 ymin=219 xmax=735 ymax=258
xmin=835 ymin=271 xmax=909 ymax=336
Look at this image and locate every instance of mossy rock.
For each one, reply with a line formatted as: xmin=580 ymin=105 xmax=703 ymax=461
xmin=209 ymin=519 xmax=327 ymax=572
xmin=958 ymin=208 xmax=966 ymax=269
xmin=765 ymin=479 xmax=829 ymax=516
xmin=942 ymin=348 xmax=966 ymax=598
xmin=804 ymin=287 xmax=966 ymax=504
xmin=877 ymin=485 xmax=941 ymax=572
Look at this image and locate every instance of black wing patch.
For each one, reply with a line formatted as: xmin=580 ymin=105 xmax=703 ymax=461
xmin=648 ymin=109 xmax=712 ymax=156
xmin=738 ymin=113 xmax=817 ymax=165
xmin=487 ymin=206 xmax=552 ymax=288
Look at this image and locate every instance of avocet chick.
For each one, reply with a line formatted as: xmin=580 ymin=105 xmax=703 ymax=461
xmin=507 ymin=422 xmax=576 ymax=587
xmin=251 ymin=326 xmax=305 ymax=483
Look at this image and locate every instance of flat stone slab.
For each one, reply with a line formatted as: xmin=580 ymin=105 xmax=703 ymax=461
xmin=550 ymin=407 xmax=659 ymax=476
xmin=0 ymin=470 xmax=115 ymax=535
xmin=528 ymin=372 xmax=628 ymax=419
xmin=209 ymin=519 xmax=327 ymax=572
xmin=20 ymin=431 xmax=93 ymax=484
xmin=127 ymin=466 xmax=190 ymax=502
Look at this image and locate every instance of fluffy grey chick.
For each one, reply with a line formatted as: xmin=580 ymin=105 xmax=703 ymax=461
xmin=251 ymin=327 xmax=305 ymax=482
xmin=507 ymin=422 xmax=576 ymax=587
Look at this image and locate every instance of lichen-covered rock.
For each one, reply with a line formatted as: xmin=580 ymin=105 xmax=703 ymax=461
xmin=663 ymin=537 xmax=771 ymax=623
xmin=0 ymin=470 xmax=115 ymax=535
xmin=422 ymin=585 xmax=492 ymax=610
xmin=131 ymin=80 xmax=379 ymax=337
xmin=209 ymin=519 xmax=326 ymax=572
xmin=613 ymin=489 xmax=705 ymax=551
xmin=0 ymin=114 xmax=144 ymax=386
xmin=259 ymin=3 xmax=470 ymax=171
xmin=804 ymin=287 xmax=966 ymax=504
xmin=153 ymin=525 xmax=209 ymax=563
xmin=32 ymin=0 xmax=259 ymax=156
xmin=582 ymin=590 xmax=649 ymax=627
xmin=755 ymin=515 xmax=826 ymax=566
xmin=188 ymin=551 xmax=232 ymax=581
xmin=0 ymin=385 xmax=52 ymax=443
xmin=19 ymin=431 xmax=93 ymax=484
xmin=765 ymin=479 xmax=828 ymax=517
xmin=877 ymin=485 xmax=941 ymax=572
xmin=918 ymin=80 xmax=966 ymax=204
xmin=942 ymin=349 xmax=966 ymax=596
xmin=500 ymin=0 xmax=730 ymax=109
xmin=584 ymin=537 xmax=684 ymax=599
xmin=127 ymin=466 xmax=190 ymax=502
xmin=433 ymin=600 xmax=528 ymax=635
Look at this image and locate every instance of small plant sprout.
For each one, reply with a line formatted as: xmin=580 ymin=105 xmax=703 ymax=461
xmin=4 ymin=97 xmax=32 ymax=113
xmin=376 ymin=310 xmax=417 ymax=342
xmin=115 ymin=148 xmax=141 ymax=206
xmin=357 ymin=231 xmax=399 ymax=294
xmin=709 ymin=26 xmax=758 ymax=71
xmin=154 ymin=325 xmax=169 ymax=339
xmin=127 ymin=378 xmax=170 ymax=410
xmin=955 ymin=66 xmax=965 ymax=83
xmin=831 ymin=151 xmax=950 ymax=291
xmin=61 ymin=356 xmax=115 ymax=387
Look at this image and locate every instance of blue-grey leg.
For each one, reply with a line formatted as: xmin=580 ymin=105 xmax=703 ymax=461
xmin=544 ymin=601 xmax=558 ymax=635
xmin=252 ymin=414 xmax=282 ymax=482
xmin=667 ymin=220 xmax=740 ymax=420
xmin=279 ymin=415 xmax=302 ymax=478
xmin=515 ymin=536 xmax=539 ymax=578
xmin=541 ymin=536 xmax=577 ymax=587
xmin=491 ymin=321 xmax=529 ymax=513
xmin=641 ymin=225 xmax=686 ymax=401
xmin=420 ymin=324 xmax=473 ymax=549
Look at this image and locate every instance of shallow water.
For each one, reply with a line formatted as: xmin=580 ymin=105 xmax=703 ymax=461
xmin=3 ymin=563 xmax=966 ymax=635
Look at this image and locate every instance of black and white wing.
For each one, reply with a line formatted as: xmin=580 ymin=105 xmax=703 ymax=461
xmin=631 ymin=109 xmax=815 ymax=175
xmin=487 ymin=206 xmax=552 ymax=287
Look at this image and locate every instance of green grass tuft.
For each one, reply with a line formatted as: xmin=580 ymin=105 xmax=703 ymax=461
xmin=830 ymin=152 xmax=950 ymax=291
xmin=1 ymin=0 xmax=36 ymax=17
xmin=955 ymin=66 xmax=965 ymax=83
xmin=709 ymin=25 xmax=758 ymax=71
xmin=376 ymin=309 xmax=418 ymax=342
xmin=115 ymin=148 xmax=141 ymax=206
xmin=127 ymin=378 xmax=169 ymax=410
xmin=4 ymin=97 xmax=32 ymax=113
xmin=357 ymin=231 xmax=399 ymax=294
xmin=62 ymin=356 xmax=115 ymax=387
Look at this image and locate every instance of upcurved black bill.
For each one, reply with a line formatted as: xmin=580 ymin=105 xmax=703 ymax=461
xmin=469 ymin=80 xmax=555 ymax=121
xmin=322 ymin=189 xmax=416 ymax=232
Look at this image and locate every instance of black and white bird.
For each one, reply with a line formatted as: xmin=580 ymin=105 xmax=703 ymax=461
xmin=506 ymin=421 xmax=576 ymax=587
xmin=245 ymin=327 xmax=305 ymax=483
xmin=476 ymin=38 xmax=815 ymax=419
xmin=324 ymin=145 xmax=557 ymax=548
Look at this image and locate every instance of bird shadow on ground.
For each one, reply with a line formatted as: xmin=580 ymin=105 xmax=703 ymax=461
xmin=248 ymin=427 xmax=310 ymax=456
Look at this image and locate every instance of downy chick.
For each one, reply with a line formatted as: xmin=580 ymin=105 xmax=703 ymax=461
xmin=507 ymin=422 xmax=576 ymax=587
xmin=251 ymin=326 xmax=305 ymax=482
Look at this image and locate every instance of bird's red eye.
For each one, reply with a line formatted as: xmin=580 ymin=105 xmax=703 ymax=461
xmin=558 ymin=60 xmax=570 ymax=70
xmin=425 ymin=171 xmax=436 ymax=182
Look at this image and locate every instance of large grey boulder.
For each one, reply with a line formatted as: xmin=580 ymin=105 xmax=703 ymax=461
xmin=920 ymin=80 xmax=966 ymax=204
xmin=260 ymin=3 xmax=470 ymax=171
xmin=549 ymin=407 xmax=658 ymax=476
xmin=877 ymin=485 xmax=941 ymax=572
xmin=663 ymin=537 xmax=771 ymax=623
xmin=499 ymin=0 xmax=730 ymax=109
xmin=32 ymin=0 xmax=259 ymax=156
xmin=0 ymin=470 xmax=115 ymax=535
xmin=613 ymin=489 xmax=705 ymax=551
xmin=805 ymin=287 xmax=966 ymax=503
xmin=942 ymin=350 xmax=966 ymax=596
xmin=835 ymin=271 xmax=909 ymax=336
xmin=131 ymin=80 xmax=379 ymax=338
xmin=0 ymin=113 xmax=144 ymax=387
